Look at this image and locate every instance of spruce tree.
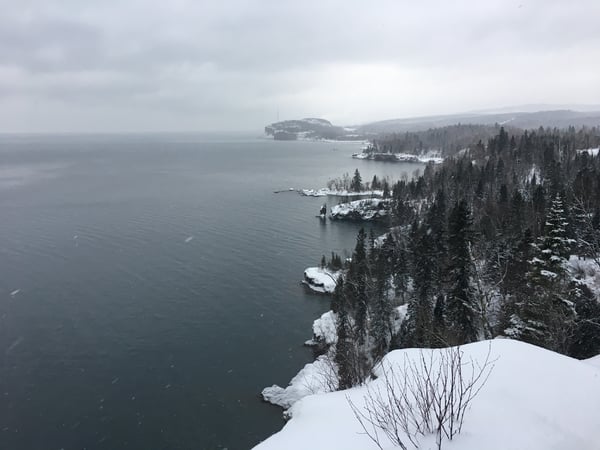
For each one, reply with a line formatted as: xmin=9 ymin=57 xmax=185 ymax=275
xmin=350 ymin=169 xmax=363 ymax=192
xmin=401 ymin=221 xmax=435 ymax=347
xmin=446 ymin=199 xmax=478 ymax=344
xmin=370 ymin=237 xmax=394 ymax=361
xmin=520 ymin=195 xmax=576 ymax=352
xmin=569 ymin=282 xmax=600 ymax=359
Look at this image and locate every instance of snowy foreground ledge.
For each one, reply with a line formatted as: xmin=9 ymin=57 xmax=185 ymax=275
xmin=255 ymin=340 xmax=600 ymax=450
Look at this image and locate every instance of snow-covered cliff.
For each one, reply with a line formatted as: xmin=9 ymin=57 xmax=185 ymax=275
xmin=255 ymin=339 xmax=600 ymax=450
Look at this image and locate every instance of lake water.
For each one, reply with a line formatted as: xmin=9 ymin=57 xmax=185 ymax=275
xmin=0 ymin=133 xmax=421 ymax=449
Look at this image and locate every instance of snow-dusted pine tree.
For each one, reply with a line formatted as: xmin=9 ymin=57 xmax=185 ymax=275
xmin=512 ymin=194 xmax=576 ymax=352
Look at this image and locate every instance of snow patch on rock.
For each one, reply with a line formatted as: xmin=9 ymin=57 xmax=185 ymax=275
xmin=261 ymin=354 xmax=337 ymax=411
xmin=302 ymin=267 xmax=340 ymax=294
xmin=330 ymin=198 xmax=391 ymax=221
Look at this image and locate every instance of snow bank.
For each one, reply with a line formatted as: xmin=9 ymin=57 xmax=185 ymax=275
xmin=577 ymin=147 xmax=600 ymax=156
xmin=330 ymin=198 xmax=391 ymax=221
xmin=585 ymin=354 xmax=600 ymax=368
xmin=254 ymin=339 xmax=600 ymax=450
xmin=302 ymin=267 xmax=340 ymax=294
xmin=307 ymin=305 xmax=406 ymax=348
xmin=261 ymin=354 xmax=337 ymax=410
xmin=567 ymin=256 xmax=600 ymax=297
xmin=307 ymin=310 xmax=337 ymax=347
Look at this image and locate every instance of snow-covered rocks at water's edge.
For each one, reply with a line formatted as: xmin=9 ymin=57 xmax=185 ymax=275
xmin=300 ymin=188 xmax=383 ymax=197
xmin=254 ymin=340 xmax=600 ymax=450
xmin=261 ymin=354 xmax=337 ymax=412
xmin=302 ymin=267 xmax=340 ymax=294
xmin=262 ymin=311 xmax=339 ymax=411
xmin=306 ymin=310 xmax=337 ymax=347
xmin=263 ymin=306 xmax=408 ymax=411
xmin=330 ymin=198 xmax=391 ymax=221
xmin=352 ymin=151 xmax=444 ymax=164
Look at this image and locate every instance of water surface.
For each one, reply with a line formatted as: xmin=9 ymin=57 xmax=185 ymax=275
xmin=0 ymin=133 xmax=420 ymax=449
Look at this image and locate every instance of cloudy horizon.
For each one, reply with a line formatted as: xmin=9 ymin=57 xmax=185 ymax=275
xmin=2 ymin=0 xmax=600 ymax=133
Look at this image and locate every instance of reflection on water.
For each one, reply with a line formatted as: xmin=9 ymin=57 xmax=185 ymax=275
xmin=0 ymin=163 xmax=68 ymax=189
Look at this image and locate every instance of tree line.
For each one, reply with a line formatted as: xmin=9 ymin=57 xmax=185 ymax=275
xmin=330 ymin=125 xmax=600 ymax=389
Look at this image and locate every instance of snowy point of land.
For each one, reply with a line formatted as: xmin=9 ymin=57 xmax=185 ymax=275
xmin=302 ymin=267 xmax=340 ymax=294
xmin=330 ymin=198 xmax=391 ymax=221
xmin=255 ymin=339 xmax=600 ymax=450
xmin=352 ymin=151 xmax=444 ymax=164
xmin=261 ymin=354 xmax=337 ymax=411
xmin=301 ymin=188 xmax=383 ymax=197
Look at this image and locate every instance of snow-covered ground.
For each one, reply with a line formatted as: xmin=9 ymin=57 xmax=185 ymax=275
xmin=576 ymin=147 xmax=600 ymax=156
xmin=585 ymin=354 xmax=600 ymax=368
xmin=305 ymin=310 xmax=338 ymax=347
xmin=261 ymin=354 xmax=337 ymax=410
xmin=302 ymin=267 xmax=341 ymax=294
xmin=567 ymin=256 xmax=600 ymax=297
xmin=255 ymin=339 xmax=600 ymax=450
xmin=330 ymin=198 xmax=391 ymax=221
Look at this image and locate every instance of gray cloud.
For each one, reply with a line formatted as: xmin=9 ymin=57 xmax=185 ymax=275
xmin=1 ymin=0 xmax=599 ymax=132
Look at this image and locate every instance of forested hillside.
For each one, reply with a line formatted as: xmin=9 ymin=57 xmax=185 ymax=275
xmin=330 ymin=125 xmax=600 ymax=388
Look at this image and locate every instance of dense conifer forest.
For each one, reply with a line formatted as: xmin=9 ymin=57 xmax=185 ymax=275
xmin=330 ymin=125 xmax=600 ymax=388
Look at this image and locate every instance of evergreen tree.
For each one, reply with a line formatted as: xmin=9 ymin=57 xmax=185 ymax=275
xmin=371 ymin=174 xmax=380 ymax=190
xmin=446 ymin=200 xmax=478 ymax=344
xmin=519 ymin=195 xmax=576 ymax=352
xmin=370 ymin=236 xmax=394 ymax=360
xmin=569 ymin=282 xmax=600 ymax=359
xmin=401 ymin=221 xmax=435 ymax=347
xmin=382 ymin=179 xmax=390 ymax=199
xmin=350 ymin=169 xmax=363 ymax=192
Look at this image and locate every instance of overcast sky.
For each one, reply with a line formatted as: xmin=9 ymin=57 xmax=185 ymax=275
xmin=1 ymin=0 xmax=600 ymax=132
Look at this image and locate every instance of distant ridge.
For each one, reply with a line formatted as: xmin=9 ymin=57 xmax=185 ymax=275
xmin=264 ymin=118 xmax=366 ymax=140
xmin=355 ymin=109 xmax=600 ymax=134
xmin=264 ymin=109 xmax=600 ymax=141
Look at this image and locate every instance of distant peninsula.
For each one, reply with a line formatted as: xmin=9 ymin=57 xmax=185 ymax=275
xmin=264 ymin=118 xmax=367 ymax=141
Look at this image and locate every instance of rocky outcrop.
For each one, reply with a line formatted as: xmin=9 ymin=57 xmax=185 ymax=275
xmin=330 ymin=198 xmax=391 ymax=221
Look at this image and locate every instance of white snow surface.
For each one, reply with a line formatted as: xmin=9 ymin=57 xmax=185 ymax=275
xmin=585 ymin=354 xmax=600 ymax=368
xmin=303 ymin=267 xmax=340 ymax=294
xmin=577 ymin=147 xmax=599 ymax=156
xmin=261 ymin=354 xmax=337 ymax=410
xmin=568 ymin=256 xmax=600 ymax=297
xmin=254 ymin=339 xmax=600 ymax=450
xmin=311 ymin=310 xmax=338 ymax=346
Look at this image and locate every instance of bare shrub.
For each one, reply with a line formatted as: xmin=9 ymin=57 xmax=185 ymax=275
xmin=348 ymin=344 xmax=495 ymax=450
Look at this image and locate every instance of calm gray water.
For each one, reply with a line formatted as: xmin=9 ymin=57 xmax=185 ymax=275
xmin=0 ymin=133 xmax=421 ymax=450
